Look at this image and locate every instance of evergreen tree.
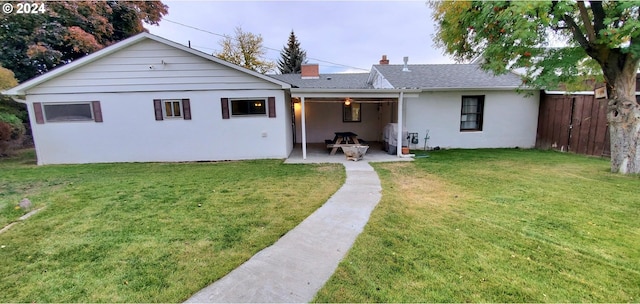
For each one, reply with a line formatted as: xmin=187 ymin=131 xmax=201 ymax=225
xmin=277 ymin=31 xmax=307 ymax=74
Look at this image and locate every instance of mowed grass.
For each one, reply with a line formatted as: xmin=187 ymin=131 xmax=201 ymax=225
xmin=0 ymin=149 xmax=344 ymax=302
xmin=316 ymin=149 xmax=640 ymax=302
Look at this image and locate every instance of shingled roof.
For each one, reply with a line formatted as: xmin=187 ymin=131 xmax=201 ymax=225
xmin=372 ymin=64 xmax=523 ymax=89
xmin=268 ymin=73 xmax=372 ymax=89
xmin=268 ymin=64 xmax=524 ymax=90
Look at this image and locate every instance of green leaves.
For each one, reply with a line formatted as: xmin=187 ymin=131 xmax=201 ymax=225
xmin=0 ymin=1 xmax=168 ymax=82
xmin=431 ymin=0 xmax=640 ymax=90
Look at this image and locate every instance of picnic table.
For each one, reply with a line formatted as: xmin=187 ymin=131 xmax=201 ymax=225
xmin=327 ymin=132 xmax=361 ymax=155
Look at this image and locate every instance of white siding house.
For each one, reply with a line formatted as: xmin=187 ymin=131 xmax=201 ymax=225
xmin=3 ymin=33 xmax=539 ymax=164
xmin=3 ymin=33 xmax=293 ymax=165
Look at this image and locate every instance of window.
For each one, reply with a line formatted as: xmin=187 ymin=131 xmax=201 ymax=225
xmin=39 ymin=102 xmax=102 ymax=123
xmin=460 ymin=96 xmax=484 ymax=131
xmin=163 ymin=100 xmax=182 ymax=118
xmin=343 ymin=103 xmax=361 ymax=122
xmin=220 ymin=97 xmax=275 ymax=119
xmin=153 ymin=99 xmax=191 ymax=121
xmin=231 ymin=99 xmax=267 ymax=116
xmin=44 ymin=103 xmax=93 ymax=122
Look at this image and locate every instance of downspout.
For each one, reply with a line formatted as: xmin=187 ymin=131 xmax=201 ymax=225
xmin=397 ymin=91 xmax=404 ymax=157
xmin=301 ymin=97 xmax=307 ymax=159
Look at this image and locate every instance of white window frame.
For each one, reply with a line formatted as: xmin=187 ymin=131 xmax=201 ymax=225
xmin=43 ymin=102 xmax=94 ymax=122
xmin=229 ymin=98 xmax=268 ymax=117
xmin=162 ymin=99 xmax=183 ymax=119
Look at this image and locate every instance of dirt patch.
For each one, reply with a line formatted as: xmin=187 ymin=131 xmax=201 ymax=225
xmin=376 ymin=162 xmax=471 ymax=216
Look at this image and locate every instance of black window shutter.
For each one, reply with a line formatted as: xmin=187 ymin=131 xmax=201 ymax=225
xmin=153 ymin=99 xmax=163 ymax=120
xmin=268 ymin=97 xmax=276 ymax=118
xmin=33 ymin=102 xmax=45 ymax=124
xmin=182 ymin=99 xmax=191 ymax=120
xmin=92 ymin=101 xmax=103 ymax=122
xmin=221 ymin=98 xmax=229 ymax=119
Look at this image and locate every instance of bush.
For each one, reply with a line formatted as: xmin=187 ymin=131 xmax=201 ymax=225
xmin=0 ymin=97 xmax=28 ymax=122
xmin=0 ymin=121 xmax=10 ymax=141
xmin=0 ymin=113 xmax=25 ymax=156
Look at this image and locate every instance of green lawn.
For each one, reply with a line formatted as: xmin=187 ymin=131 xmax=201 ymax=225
xmin=0 ymin=149 xmax=344 ymax=302
xmin=316 ymin=149 xmax=640 ymax=302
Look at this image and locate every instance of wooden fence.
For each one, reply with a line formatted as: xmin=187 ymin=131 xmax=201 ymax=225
xmin=536 ymin=93 xmax=610 ymax=157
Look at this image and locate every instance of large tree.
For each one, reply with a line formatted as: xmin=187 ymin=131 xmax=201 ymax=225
xmin=215 ymin=27 xmax=275 ymax=74
xmin=431 ymin=1 xmax=640 ymax=174
xmin=277 ymin=30 xmax=307 ymax=74
xmin=0 ymin=1 xmax=168 ymax=82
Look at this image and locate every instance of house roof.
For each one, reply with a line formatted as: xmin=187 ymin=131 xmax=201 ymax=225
xmin=3 ymin=32 xmax=291 ymax=96
xmin=372 ymin=64 xmax=523 ymax=90
xmin=270 ymin=64 xmax=524 ymax=91
xmin=268 ymin=73 xmax=372 ymax=89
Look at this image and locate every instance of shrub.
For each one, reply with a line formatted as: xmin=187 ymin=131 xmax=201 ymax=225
xmin=0 ymin=121 xmax=10 ymax=141
xmin=0 ymin=114 xmax=25 ymax=156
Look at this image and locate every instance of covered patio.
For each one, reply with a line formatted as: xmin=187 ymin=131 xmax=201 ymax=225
xmin=291 ymin=89 xmax=420 ymax=160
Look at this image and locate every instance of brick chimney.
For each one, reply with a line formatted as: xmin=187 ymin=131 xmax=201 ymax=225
xmin=301 ymin=64 xmax=319 ymax=79
xmin=379 ymin=55 xmax=389 ymax=65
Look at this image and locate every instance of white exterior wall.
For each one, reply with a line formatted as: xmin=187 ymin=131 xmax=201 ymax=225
xmin=27 ymin=90 xmax=290 ymax=165
xmin=404 ymin=90 xmax=539 ymax=149
xmin=21 ymin=38 xmax=292 ymax=165
xmin=294 ymin=102 xmax=395 ymax=143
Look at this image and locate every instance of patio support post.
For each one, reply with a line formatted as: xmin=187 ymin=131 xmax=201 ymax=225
xmin=397 ymin=91 xmax=404 ymax=157
xmin=301 ymin=97 xmax=307 ymax=159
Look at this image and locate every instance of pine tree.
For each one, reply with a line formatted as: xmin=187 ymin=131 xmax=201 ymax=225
xmin=277 ymin=31 xmax=307 ymax=74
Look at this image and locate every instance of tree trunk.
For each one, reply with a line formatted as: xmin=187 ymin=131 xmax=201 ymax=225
xmin=605 ymin=55 xmax=640 ymax=174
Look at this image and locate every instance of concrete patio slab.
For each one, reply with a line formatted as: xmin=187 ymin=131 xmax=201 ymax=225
xmin=285 ymin=143 xmax=414 ymax=164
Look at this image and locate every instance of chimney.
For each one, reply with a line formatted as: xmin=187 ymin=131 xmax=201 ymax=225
xmin=402 ymin=56 xmax=410 ymax=72
xmin=301 ymin=64 xmax=319 ymax=79
xmin=379 ymin=55 xmax=389 ymax=65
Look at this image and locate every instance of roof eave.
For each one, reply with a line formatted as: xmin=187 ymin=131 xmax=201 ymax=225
xmin=290 ymin=88 xmax=422 ymax=99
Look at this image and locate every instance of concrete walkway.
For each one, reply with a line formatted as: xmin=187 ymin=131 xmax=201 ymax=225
xmin=185 ymin=161 xmax=382 ymax=303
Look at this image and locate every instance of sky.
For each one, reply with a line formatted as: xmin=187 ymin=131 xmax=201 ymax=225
xmin=147 ymin=1 xmax=456 ymax=74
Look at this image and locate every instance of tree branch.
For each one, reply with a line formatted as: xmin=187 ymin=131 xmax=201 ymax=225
xmin=590 ymin=1 xmax=606 ymax=35
xmin=577 ymin=1 xmax=596 ymax=43
xmin=562 ymin=13 xmax=590 ymax=50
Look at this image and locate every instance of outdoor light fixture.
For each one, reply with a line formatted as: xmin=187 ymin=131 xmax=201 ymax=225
xmin=344 ymin=98 xmax=351 ymax=106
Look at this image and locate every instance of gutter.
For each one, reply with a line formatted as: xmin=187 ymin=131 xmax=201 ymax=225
xmin=290 ymin=88 xmax=421 ymax=93
xmin=419 ymin=86 xmax=531 ymax=92
xmin=10 ymin=96 xmax=26 ymax=104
